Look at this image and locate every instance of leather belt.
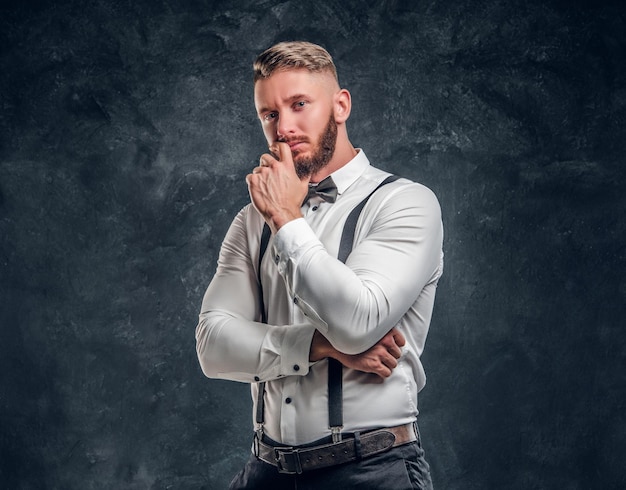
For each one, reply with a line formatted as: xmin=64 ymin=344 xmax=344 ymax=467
xmin=254 ymin=423 xmax=417 ymax=474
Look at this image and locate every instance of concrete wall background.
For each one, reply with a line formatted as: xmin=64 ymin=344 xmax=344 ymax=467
xmin=1 ymin=1 xmax=625 ymax=488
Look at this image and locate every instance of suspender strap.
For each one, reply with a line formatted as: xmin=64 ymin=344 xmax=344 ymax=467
xmin=337 ymin=175 xmax=400 ymax=263
xmin=327 ymin=357 xmax=344 ymax=442
xmin=329 ymin=174 xmax=400 ymax=441
xmin=255 ymin=174 xmax=399 ymax=441
xmin=257 ymin=224 xmax=272 ymax=324
xmin=255 ymin=224 xmax=272 ymax=434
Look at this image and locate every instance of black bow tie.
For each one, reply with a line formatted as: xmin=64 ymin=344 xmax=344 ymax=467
xmin=304 ymin=176 xmax=338 ymax=204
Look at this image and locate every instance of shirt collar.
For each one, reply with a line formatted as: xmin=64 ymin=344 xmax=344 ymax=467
xmin=327 ymin=149 xmax=369 ymax=196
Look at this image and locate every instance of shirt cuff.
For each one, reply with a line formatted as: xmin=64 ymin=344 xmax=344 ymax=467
xmin=280 ymin=324 xmax=316 ymax=376
xmin=272 ymin=218 xmax=318 ymax=262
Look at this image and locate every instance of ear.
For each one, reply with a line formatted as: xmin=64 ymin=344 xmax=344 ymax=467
xmin=333 ymin=89 xmax=352 ymax=124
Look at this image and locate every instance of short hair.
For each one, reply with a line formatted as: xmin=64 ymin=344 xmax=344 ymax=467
xmin=253 ymin=41 xmax=338 ymax=83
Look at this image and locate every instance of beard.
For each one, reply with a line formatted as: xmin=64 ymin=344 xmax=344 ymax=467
xmin=288 ymin=115 xmax=337 ymax=179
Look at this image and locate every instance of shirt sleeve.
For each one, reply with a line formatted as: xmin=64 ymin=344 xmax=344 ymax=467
xmin=195 ymin=206 xmax=316 ymax=383
xmin=272 ymin=181 xmax=443 ymax=355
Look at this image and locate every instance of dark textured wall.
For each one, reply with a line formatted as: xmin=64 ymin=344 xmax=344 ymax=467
xmin=1 ymin=0 xmax=625 ymax=488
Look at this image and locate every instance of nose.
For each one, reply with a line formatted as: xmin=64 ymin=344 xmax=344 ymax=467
xmin=276 ymin=112 xmax=296 ymax=140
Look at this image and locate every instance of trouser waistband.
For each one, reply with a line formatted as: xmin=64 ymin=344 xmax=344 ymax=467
xmin=254 ymin=422 xmax=418 ymax=474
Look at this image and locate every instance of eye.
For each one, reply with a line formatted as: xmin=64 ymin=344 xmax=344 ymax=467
xmin=294 ymin=100 xmax=307 ymax=110
xmin=263 ymin=112 xmax=278 ymax=122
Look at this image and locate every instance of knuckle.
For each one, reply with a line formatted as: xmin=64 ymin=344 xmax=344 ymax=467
xmin=366 ymin=359 xmax=379 ymax=371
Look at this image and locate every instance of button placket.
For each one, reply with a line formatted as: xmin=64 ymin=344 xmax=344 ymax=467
xmin=280 ymin=375 xmax=299 ymax=442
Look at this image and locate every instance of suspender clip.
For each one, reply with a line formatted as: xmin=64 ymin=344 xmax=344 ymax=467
xmin=331 ymin=426 xmax=343 ymax=443
xmin=255 ymin=424 xmax=264 ymax=441
xmin=253 ymin=424 xmax=264 ymax=457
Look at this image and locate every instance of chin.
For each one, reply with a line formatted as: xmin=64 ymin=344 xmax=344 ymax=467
xmin=293 ymin=153 xmax=309 ymax=164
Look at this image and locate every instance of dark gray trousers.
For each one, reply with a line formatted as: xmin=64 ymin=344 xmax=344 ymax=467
xmin=229 ymin=435 xmax=433 ymax=489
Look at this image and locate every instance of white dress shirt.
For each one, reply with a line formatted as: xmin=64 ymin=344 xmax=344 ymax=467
xmin=196 ymin=150 xmax=443 ymax=445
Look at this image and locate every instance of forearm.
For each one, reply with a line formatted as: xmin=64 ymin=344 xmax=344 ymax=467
xmin=195 ymin=310 xmax=315 ymax=383
xmin=309 ymin=328 xmax=406 ymax=379
xmin=195 ymin=205 xmax=315 ymax=383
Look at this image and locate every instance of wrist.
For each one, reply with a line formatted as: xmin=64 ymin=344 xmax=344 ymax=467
xmin=309 ymin=330 xmax=334 ymax=362
xmin=268 ymin=208 xmax=302 ymax=234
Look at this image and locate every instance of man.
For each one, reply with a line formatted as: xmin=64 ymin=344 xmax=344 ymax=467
xmin=195 ymin=41 xmax=443 ymax=489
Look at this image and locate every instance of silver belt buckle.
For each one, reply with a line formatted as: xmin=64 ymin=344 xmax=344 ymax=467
xmin=274 ymin=447 xmax=303 ymax=475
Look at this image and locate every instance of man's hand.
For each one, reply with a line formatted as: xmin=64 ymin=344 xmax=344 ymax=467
xmin=246 ymin=142 xmax=309 ymax=234
xmin=310 ymin=328 xmax=406 ymax=378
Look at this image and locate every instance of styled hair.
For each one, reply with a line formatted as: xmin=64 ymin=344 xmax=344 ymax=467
xmin=253 ymin=41 xmax=338 ymax=83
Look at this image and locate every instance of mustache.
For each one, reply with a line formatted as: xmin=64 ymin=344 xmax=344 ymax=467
xmin=277 ymin=137 xmax=309 ymax=145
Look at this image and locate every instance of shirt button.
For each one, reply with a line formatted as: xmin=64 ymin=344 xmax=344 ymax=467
xmin=254 ymin=376 xmax=260 ymax=382
xmin=293 ymin=297 xmax=299 ymax=305
xmin=274 ymin=254 xmax=279 ymax=264
xmin=293 ymin=365 xmax=300 ymax=372
xmin=285 ymin=397 xmax=292 ymax=404
xmin=312 ymin=205 xmax=318 ymax=211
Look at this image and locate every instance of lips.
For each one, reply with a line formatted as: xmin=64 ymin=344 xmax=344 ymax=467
xmin=281 ymin=139 xmax=307 ymax=156
xmin=280 ymin=137 xmax=306 ymax=147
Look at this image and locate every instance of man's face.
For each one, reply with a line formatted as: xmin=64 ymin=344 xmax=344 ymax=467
xmin=254 ymin=69 xmax=338 ymax=179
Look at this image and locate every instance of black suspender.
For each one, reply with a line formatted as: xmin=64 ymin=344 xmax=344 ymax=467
xmin=337 ymin=175 xmax=399 ymax=263
xmin=255 ymin=174 xmax=399 ymax=441
xmin=257 ymin=225 xmax=272 ymax=324
xmin=255 ymin=224 xmax=272 ymax=438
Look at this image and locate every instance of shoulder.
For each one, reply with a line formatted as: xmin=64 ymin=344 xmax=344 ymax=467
xmin=232 ymin=203 xmax=264 ymax=230
xmin=363 ymin=166 xmax=441 ymax=216
xmin=222 ymin=203 xmax=266 ymax=251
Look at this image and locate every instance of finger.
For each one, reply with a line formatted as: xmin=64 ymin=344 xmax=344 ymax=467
xmin=388 ymin=343 xmax=402 ymax=359
xmin=268 ymin=144 xmax=279 ymax=160
xmin=391 ymin=328 xmax=406 ymax=347
xmin=380 ymin=332 xmax=403 ymax=359
xmin=381 ymin=352 xmax=398 ymax=370
xmin=259 ymin=155 xmax=273 ymax=167
xmin=245 ymin=174 xmax=257 ymax=192
xmin=377 ymin=363 xmax=392 ymax=378
xmin=246 ymin=172 xmax=261 ymax=185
